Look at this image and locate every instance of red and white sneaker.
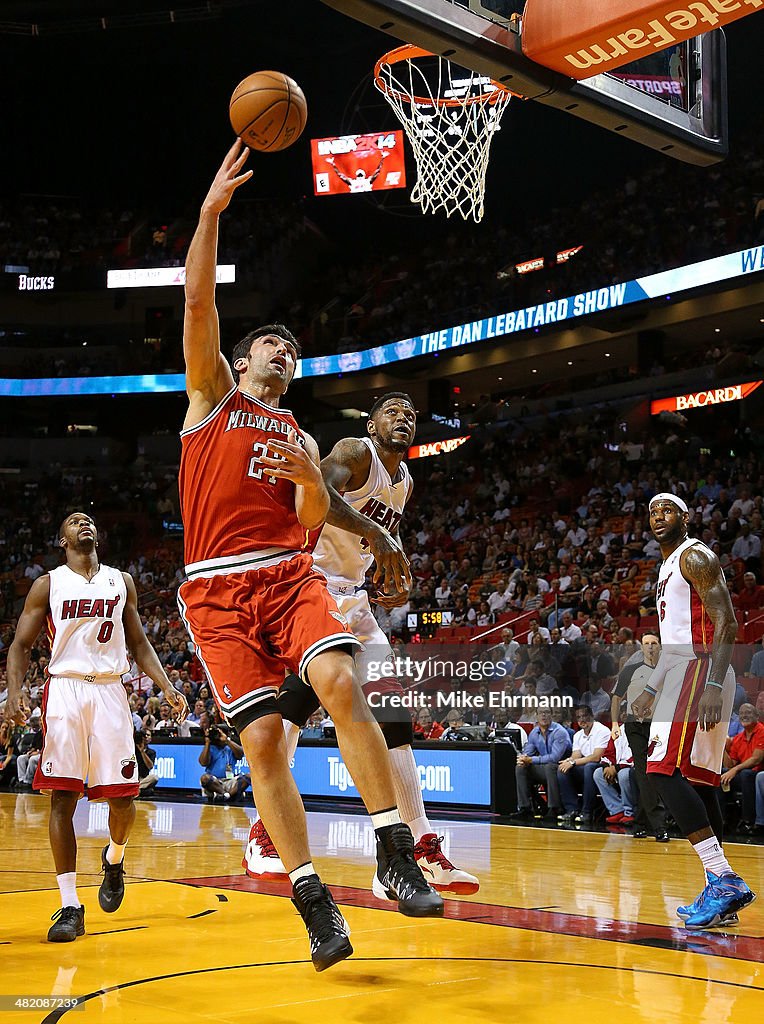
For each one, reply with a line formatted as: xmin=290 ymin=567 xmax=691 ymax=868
xmin=242 ymin=818 xmax=287 ymax=880
xmin=414 ymin=834 xmax=479 ymax=895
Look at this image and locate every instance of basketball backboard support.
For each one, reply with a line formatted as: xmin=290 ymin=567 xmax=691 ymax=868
xmin=320 ymin=0 xmax=728 ymax=164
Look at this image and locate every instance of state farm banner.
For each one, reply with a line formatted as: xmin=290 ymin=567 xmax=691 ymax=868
xmin=651 ymin=380 xmax=763 ymax=414
xmin=522 ymin=0 xmax=762 ymax=79
xmin=408 ymin=436 xmax=470 ymax=459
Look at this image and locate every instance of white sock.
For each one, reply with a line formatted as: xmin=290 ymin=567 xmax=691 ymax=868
xmin=106 ymin=840 xmax=127 ymax=865
xmin=289 ymin=862 xmax=317 ymax=884
xmin=371 ymin=807 xmax=401 ymax=830
xmin=389 ymin=746 xmax=432 ymax=842
xmin=57 ymin=872 xmax=79 ymax=909
xmin=693 ymin=835 xmax=732 ymax=878
xmin=283 ymin=719 xmax=300 ymax=763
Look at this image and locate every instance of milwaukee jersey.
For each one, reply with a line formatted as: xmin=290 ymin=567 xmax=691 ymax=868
xmin=47 ymin=564 xmax=129 ymax=680
xmin=179 ymin=387 xmax=311 ymax=570
xmin=655 ymin=537 xmax=714 ymax=652
xmin=313 ymin=437 xmax=412 ymax=588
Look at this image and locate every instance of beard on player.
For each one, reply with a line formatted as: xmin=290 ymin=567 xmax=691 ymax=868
xmin=368 ymin=394 xmax=416 ymax=453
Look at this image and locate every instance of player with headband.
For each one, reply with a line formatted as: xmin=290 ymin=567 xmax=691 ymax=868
xmin=631 ymin=493 xmax=755 ymax=929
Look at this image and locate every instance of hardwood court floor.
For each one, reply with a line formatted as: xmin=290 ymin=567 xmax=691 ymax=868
xmin=1 ymin=792 xmax=762 ymax=1023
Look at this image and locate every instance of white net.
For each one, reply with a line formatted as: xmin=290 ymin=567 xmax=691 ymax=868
xmin=374 ymin=48 xmax=512 ymax=223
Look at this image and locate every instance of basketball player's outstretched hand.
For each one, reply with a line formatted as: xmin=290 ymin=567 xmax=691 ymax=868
xmin=697 ymin=686 xmax=723 ymax=731
xmin=4 ymin=692 xmax=29 ymax=727
xmin=202 ymin=139 xmax=253 ymax=215
xmin=164 ymin=688 xmax=189 ymax=724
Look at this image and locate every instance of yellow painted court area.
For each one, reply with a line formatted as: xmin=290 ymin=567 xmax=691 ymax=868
xmin=1 ymin=794 xmax=762 ymax=1023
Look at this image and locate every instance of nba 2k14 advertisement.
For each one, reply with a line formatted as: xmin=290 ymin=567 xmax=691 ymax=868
xmin=311 ymin=131 xmax=407 ymax=196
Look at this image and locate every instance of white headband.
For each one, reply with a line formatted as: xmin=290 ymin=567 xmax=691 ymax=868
xmin=649 ymin=492 xmax=689 ymax=514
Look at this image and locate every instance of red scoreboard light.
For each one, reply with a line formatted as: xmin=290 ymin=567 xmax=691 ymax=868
xmin=311 ymin=131 xmax=407 ymax=197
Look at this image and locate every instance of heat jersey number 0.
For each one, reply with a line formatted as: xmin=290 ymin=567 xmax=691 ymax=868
xmin=96 ymin=621 xmax=114 ymax=643
xmin=247 ymin=441 xmax=278 ymax=485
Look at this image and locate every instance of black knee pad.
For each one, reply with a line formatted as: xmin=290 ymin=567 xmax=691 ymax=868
xmin=379 ymin=717 xmax=414 ymax=750
xmin=277 ymin=672 xmax=320 ymax=728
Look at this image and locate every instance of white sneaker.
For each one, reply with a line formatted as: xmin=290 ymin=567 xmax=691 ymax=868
xmin=414 ymin=833 xmax=480 ymax=895
xmin=242 ymin=818 xmax=287 ymax=879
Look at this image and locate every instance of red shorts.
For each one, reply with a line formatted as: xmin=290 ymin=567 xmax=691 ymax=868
xmin=646 ymin=653 xmax=734 ymax=786
xmin=177 ymin=552 xmax=361 ymax=725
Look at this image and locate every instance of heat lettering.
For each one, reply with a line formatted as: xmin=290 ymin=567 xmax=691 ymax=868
xmin=60 ymin=596 xmax=121 ymax=620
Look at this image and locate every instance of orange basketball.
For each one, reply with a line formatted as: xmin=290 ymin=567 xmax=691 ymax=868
xmin=229 ymin=71 xmax=307 ymax=153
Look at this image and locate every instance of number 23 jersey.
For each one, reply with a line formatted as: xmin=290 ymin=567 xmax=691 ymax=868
xmin=179 ymin=387 xmax=310 ymax=569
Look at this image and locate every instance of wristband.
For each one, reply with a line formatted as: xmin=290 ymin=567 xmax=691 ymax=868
xmin=705 ymin=680 xmax=723 ymax=690
xmin=643 ymin=685 xmax=658 ymax=696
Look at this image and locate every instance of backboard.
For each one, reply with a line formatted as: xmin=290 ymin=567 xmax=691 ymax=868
xmin=320 ymin=0 xmax=728 ymax=164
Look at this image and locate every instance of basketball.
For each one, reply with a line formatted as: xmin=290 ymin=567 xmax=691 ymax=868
xmin=229 ymin=71 xmax=307 ymax=153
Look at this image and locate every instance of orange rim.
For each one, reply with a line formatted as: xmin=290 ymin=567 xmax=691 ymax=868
xmin=374 ymin=44 xmax=513 ymax=108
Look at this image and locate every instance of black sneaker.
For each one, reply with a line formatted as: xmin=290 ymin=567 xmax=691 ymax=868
xmin=99 ymin=846 xmax=125 ymax=913
xmin=47 ymin=905 xmax=85 ymax=943
xmin=373 ymin=823 xmax=444 ymax=917
xmin=291 ymin=875 xmax=353 ymax=973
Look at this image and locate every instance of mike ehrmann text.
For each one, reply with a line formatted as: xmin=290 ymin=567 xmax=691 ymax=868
xmin=366 ymin=691 xmax=574 ymax=710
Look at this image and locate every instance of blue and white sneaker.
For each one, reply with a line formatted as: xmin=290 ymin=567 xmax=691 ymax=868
xmin=676 ymin=872 xmax=714 ymax=919
xmin=677 ymin=877 xmax=740 ymax=927
xmin=684 ymin=873 xmax=756 ymax=930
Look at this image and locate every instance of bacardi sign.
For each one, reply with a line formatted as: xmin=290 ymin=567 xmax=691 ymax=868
xmin=408 ymin=436 xmax=470 ymax=459
xmin=651 ymin=381 xmax=762 ymax=415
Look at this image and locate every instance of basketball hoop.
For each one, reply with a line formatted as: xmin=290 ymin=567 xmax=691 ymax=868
xmin=374 ymin=45 xmax=514 ymax=223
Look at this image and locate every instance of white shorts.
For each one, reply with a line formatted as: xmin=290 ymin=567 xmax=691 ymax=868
xmin=329 ymin=587 xmax=394 ymax=686
xmin=35 ymin=676 xmax=139 ymax=799
xmin=646 ymin=653 xmax=734 ymax=786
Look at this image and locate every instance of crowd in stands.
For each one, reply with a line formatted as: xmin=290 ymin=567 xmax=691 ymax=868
xmin=2 ymin=403 xmax=764 ymax=682
xmin=0 ymin=197 xmax=304 ymax=284
xmin=3 ymin=125 xmax=762 ymax=371
xmin=1 ymin=388 xmax=764 ymax=828
xmin=302 ymin=130 xmax=764 ymax=356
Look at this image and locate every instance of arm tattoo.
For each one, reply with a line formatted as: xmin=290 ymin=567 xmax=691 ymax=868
xmin=322 ymin=438 xmax=374 ymax=537
xmin=681 ymin=545 xmax=737 ymax=682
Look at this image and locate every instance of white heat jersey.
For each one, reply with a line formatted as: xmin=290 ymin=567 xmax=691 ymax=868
xmin=47 ymin=564 xmax=129 ymax=680
xmin=655 ymin=536 xmax=714 ymax=653
xmin=313 ymin=437 xmax=412 ymax=588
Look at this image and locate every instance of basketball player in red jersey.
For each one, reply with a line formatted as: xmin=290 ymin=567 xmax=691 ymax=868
xmin=631 ymin=494 xmax=754 ymax=929
xmin=179 ymin=141 xmax=442 ymax=972
xmin=245 ymin=393 xmax=479 ymax=895
xmin=5 ymin=512 xmax=188 ymax=942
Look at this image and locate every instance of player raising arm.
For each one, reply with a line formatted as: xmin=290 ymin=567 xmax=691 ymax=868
xmin=180 ymin=145 xmax=442 ymax=973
